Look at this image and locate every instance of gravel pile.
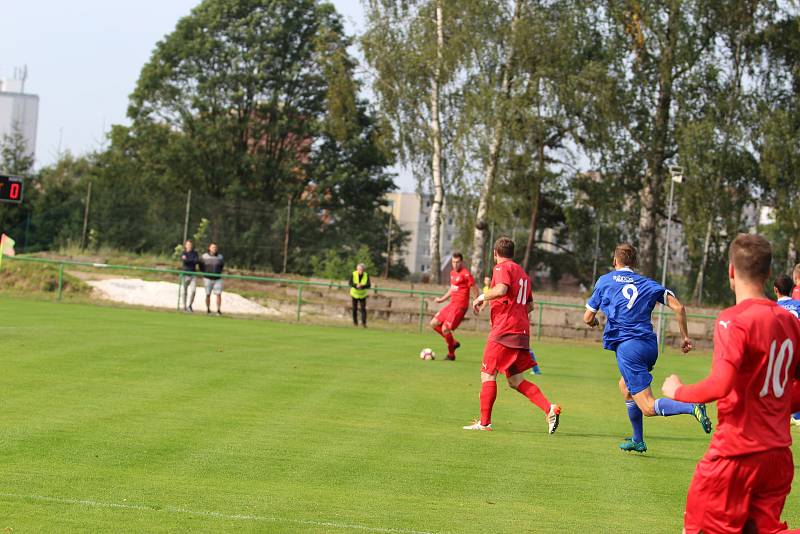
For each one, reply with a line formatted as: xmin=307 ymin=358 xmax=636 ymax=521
xmin=87 ymin=278 xmax=279 ymax=315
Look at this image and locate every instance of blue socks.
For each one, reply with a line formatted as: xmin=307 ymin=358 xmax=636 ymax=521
xmin=654 ymin=398 xmax=694 ymax=416
xmin=626 ymin=400 xmax=643 ymax=442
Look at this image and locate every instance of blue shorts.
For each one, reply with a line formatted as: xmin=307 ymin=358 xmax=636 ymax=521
xmin=615 ymin=338 xmax=658 ymax=395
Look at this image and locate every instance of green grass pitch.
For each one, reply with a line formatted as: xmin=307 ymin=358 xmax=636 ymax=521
xmin=1 ymin=297 xmax=798 ymax=532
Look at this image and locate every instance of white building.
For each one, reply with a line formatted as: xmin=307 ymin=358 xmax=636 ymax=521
xmin=385 ymin=192 xmax=458 ymax=275
xmin=0 ymin=71 xmax=39 ymax=163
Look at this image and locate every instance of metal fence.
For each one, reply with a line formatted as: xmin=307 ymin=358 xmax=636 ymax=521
xmin=3 ymin=254 xmax=719 ymax=351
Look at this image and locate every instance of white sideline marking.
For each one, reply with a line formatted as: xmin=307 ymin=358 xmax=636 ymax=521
xmin=0 ymin=493 xmax=437 ymax=534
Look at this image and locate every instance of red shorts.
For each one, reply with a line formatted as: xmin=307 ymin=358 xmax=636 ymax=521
xmin=435 ymin=303 xmax=468 ymax=331
xmin=482 ymin=341 xmax=534 ymax=377
xmin=684 ymin=447 xmax=794 ymax=534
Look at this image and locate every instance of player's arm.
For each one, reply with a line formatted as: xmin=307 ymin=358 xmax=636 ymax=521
xmin=472 ymin=283 xmax=508 ymax=314
xmin=665 ymin=293 xmax=692 ymax=353
xmin=526 ymin=300 xmax=534 ymax=314
xmin=583 ymin=308 xmax=599 ymax=328
xmin=792 ymin=380 xmax=800 ymax=413
xmin=435 ymin=288 xmax=452 ymax=304
xmin=661 ymin=357 xmax=736 ymax=403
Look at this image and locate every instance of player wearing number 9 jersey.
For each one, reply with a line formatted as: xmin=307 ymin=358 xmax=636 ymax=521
xmin=662 ymin=234 xmax=800 ymax=534
xmin=583 ymin=243 xmax=711 ymax=454
xmin=462 ymin=237 xmax=562 ymax=434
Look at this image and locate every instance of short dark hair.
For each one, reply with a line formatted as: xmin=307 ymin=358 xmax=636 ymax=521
xmin=494 ymin=237 xmax=515 ymax=259
xmin=729 ymin=233 xmax=772 ymax=283
xmin=614 ymin=243 xmax=637 ymax=268
xmin=452 ymin=252 xmax=463 ymax=261
xmin=774 ymin=273 xmax=794 ymax=297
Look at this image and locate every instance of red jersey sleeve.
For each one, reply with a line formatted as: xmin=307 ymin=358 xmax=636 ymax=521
xmin=674 ymin=359 xmax=737 ymax=403
xmin=792 ymin=380 xmax=800 ymax=413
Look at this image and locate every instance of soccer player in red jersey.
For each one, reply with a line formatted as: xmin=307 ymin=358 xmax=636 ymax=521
xmin=661 ymin=234 xmax=800 ymax=534
xmin=431 ymin=253 xmax=478 ymax=360
xmin=463 ymin=237 xmax=561 ymax=433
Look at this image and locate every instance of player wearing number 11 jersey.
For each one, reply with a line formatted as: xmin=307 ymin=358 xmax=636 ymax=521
xmin=462 ymin=237 xmax=561 ymax=434
xmin=662 ymin=234 xmax=800 ymax=533
xmin=583 ymin=243 xmax=711 ymax=454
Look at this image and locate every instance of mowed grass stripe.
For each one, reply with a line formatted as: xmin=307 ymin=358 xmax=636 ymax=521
xmin=0 ymin=297 xmax=797 ymax=533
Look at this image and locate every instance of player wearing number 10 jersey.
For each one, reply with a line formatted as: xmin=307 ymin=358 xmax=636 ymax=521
xmin=462 ymin=237 xmax=561 ymax=434
xmin=662 ymin=234 xmax=800 ymax=533
xmin=583 ymin=243 xmax=711 ymax=454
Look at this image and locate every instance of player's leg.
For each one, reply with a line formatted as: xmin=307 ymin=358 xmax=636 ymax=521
xmin=464 ymin=342 xmax=500 ymax=430
xmin=616 ymin=376 xmax=645 ymax=451
xmin=432 ymin=306 xmax=458 ymax=357
xmin=618 ymin=339 xmax=712 ymax=432
xmin=444 ymin=308 xmax=467 ymax=358
xmin=747 ymin=448 xmax=793 ymax=534
xmin=506 ymin=348 xmax=560 ymax=433
xmin=215 ymin=280 xmax=222 ymax=314
xmin=684 ymin=456 xmax=752 ymax=534
xmin=464 ymin=372 xmax=497 ymax=430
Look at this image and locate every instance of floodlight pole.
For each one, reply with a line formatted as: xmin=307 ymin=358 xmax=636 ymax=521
xmin=656 ymin=166 xmax=683 ymax=352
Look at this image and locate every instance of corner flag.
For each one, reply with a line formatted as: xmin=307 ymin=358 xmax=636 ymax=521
xmin=0 ymin=233 xmax=15 ymax=269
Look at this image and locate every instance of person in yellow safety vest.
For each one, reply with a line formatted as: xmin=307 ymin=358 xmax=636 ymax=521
xmin=349 ymin=263 xmax=371 ymax=327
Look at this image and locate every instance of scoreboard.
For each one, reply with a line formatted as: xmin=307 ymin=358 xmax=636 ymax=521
xmin=0 ymin=175 xmax=23 ymax=204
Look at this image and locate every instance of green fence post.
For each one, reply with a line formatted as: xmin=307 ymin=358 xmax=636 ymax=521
xmin=418 ymin=296 xmax=426 ymax=334
xmin=296 ymin=285 xmax=303 ymax=322
xmin=57 ymin=263 xmax=64 ymax=301
xmin=537 ymin=302 xmax=544 ymax=341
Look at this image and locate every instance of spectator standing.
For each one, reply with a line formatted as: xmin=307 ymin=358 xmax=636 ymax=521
xmin=201 ymin=242 xmax=224 ymax=315
xmin=349 ymin=263 xmax=370 ymax=327
xmin=179 ymin=240 xmax=200 ymax=312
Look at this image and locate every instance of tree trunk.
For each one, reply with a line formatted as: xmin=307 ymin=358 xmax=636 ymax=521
xmin=638 ymin=1 xmax=677 ymax=278
xmin=522 ymin=143 xmax=544 ymax=273
xmin=428 ymin=0 xmax=445 ymax=283
xmin=692 ymin=216 xmax=713 ymax=304
xmin=470 ymin=0 xmax=523 ymax=280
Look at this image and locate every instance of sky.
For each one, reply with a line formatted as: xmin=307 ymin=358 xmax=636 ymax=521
xmin=0 ymin=0 xmax=415 ymax=191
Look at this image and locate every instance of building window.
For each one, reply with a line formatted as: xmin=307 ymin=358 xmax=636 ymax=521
xmin=448 ymin=218 xmax=453 ymax=225
xmin=421 ymin=265 xmax=426 ymax=272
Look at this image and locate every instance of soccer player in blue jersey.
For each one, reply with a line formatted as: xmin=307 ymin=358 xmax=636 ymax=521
xmin=583 ymin=243 xmax=712 ymax=453
xmin=773 ymin=273 xmax=800 ymax=426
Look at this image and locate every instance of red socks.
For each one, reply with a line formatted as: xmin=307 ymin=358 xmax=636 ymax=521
xmin=517 ymin=380 xmax=550 ymax=413
xmin=480 ymin=381 xmax=497 ymax=426
xmin=433 ymin=325 xmax=456 ymax=353
xmin=444 ymin=332 xmax=456 ymax=352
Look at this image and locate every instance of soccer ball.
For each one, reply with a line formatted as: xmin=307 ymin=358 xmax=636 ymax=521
xmin=419 ymin=348 xmax=435 ymax=360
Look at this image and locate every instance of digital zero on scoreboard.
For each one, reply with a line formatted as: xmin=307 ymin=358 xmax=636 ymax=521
xmin=0 ymin=174 xmax=24 ymax=204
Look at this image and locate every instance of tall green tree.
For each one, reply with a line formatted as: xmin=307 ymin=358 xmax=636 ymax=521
xmin=587 ymin=1 xmax=719 ymax=277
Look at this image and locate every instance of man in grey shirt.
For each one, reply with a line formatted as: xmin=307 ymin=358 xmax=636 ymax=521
xmin=200 ymin=242 xmax=224 ymax=315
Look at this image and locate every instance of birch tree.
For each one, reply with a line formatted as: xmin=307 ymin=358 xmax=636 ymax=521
xmin=363 ymin=0 xmax=464 ymax=281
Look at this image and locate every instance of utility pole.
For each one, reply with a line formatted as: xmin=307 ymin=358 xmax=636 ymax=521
xmin=282 ymin=195 xmax=292 ymax=274
xmin=656 ymin=166 xmax=683 ymax=351
xmin=182 ymin=189 xmax=192 ymax=243
xmin=80 ymin=181 xmax=92 ymax=250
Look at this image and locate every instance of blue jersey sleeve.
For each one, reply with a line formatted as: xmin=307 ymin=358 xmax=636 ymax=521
xmin=587 ymin=279 xmax=605 ymax=312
